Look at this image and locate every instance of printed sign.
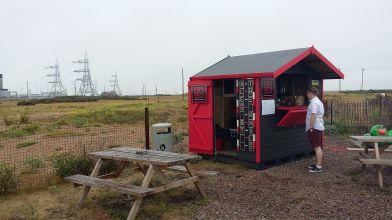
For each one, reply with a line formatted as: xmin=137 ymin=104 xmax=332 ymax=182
xmin=191 ymin=85 xmax=207 ymax=103
xmin=262 ymin=99 xmax=275 ymax=115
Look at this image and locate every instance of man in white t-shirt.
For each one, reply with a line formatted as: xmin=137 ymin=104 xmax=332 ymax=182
xmin=305 ymin=87 xmax=324 ymax=173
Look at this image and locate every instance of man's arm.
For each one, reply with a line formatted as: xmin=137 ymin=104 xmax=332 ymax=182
xmin=309 ymin=113 xmax=316 ymax=132
xmin=309 ymin=102 xmax=318 ymax=132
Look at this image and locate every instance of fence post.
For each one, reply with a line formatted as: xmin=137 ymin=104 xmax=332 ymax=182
xmin=379 ymin=96 xmax=382 ymax=123
xmin=144 ymin=107 xmax=150 ymax=150
xmin=330 ymin=101 xmax=333 ymax=125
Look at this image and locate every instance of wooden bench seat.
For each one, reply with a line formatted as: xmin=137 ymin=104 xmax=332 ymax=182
xmin=359 ymin=159 xmax=392 ymax=166
xmin=347 ymin=148 xmax=392 ymax=153
xmin=65 ymin=174 xmax=154 ymax=197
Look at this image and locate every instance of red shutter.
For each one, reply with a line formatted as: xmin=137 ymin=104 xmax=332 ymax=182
xmin=188 ymin=79 xmax=214 ymax=155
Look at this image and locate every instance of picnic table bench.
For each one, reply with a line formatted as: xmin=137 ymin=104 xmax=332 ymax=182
xmin=65 ymin=147 xmax=204 ymax=220
xmin=349 ymin=136 xmax=392 ymax=188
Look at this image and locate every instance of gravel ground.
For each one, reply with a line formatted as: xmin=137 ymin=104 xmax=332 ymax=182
xmin=194 ymin=136 xmax=392 ymax=219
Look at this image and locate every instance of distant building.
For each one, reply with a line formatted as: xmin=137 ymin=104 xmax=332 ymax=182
xmin=0 ymin=74 xmax=10 ymax=99
xmin=101 ymin=91 xmax=118 ymax=97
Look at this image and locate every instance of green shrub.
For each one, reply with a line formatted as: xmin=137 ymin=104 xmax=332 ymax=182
xmin=23 ymin=123 xmax=40 ymax=134
xmin=17 ymin=100 xmax=35 ymax=106
xmin=51 ymin=153 xmax=93 ymax=177
xmin=0 ymin=163 xmax=18 ymax=195
xmin=16 ymin=141 xmax=37 ymax=149
xmin=55 ymin=119 xmax=69 ymax=128
xmin=19 ymin=112 xmax=30 ymax=124
xmin=24 ymin=157 xmax=44 ymax=170
xmin=173 ymin=132 xmax=185 ymax=145
xmin=73 ymin=116 xmax=88 ymax=128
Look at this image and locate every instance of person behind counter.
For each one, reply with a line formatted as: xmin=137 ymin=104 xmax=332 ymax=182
xmin=306 ymin=87 xmax=324 ymax=173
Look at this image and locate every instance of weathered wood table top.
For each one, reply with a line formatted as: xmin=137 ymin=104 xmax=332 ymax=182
xmin=89 ymin=147 xmax=201 ymax=166
xmin=350 ymin=136 xmax=392 ymax=143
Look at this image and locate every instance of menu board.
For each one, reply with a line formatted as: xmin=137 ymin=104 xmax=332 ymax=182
xmin=236 ymin=79 xmax=255 ymax=153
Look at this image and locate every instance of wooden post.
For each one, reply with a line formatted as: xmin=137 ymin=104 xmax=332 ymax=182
xmin=379 ymin=96 xmax=382 ymax=124
xmin=374 ymin=142 xmax=384 ymax=188
xmin=330 ymin=101 xmax=333 ymax=125
xmin=145 ymin=107 xmax=150 ymax=150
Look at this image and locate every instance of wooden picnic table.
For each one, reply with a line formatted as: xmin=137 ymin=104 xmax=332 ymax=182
xmin=349 ymin=136 xmax=392 ymax=188
xmin=65 ymin=147 xmax=204 ymax=220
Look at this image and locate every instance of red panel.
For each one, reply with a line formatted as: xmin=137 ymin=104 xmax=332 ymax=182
xmin=277 ymin=109 xmax=307 ymax=127
xmin=188 ymin=79 xmax=214 ymax=155
xmin=277 ymin=106 xmax=307 ymax=111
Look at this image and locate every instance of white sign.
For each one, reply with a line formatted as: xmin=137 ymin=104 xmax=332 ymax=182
xmin=262 ymin=99 xmax=275 ymax=115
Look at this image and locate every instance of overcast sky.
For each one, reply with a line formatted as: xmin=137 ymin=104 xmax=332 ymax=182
xmin=0 ymin=0 xmax=391 ymax=95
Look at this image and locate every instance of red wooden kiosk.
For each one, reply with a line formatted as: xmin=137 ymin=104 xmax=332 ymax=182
xmin=188 ymin=46 xmax=344 ymax=168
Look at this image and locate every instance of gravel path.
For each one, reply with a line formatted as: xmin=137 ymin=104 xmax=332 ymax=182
xmin=194 ymin=136 xmax=392 ymax=219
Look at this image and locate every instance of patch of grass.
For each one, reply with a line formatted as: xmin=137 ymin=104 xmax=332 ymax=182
xmin=70 ymin=107 xmax=145 ymax=126
xmin=51 ymin=153 xmax=93 ymax=178
xmin=95 ymin=190 xmax=129 ymax=219
xmin=0 ymin=163 xmax=18 ymax=195
xmin=55 ymin=118 xmax=70 ymax=128
xmin=24 ymin=157 xmax=44 ymax=171
xmin=95 ymin=187 xmax=207 ymax=220
xmin=16 ymin=140 xmax=37 ymax=149
xmin=0 ymin=144 xmax=4 ymax=149
xmin=72 ymin=116 xmax=89 ymax=128
xmin=325 ymin=123 xmax=362 ymax=136
xmin=19 ymin=111 xmax=30 ymax=124
xmin=0 ymin=123 xmax=41 ymax=138
xmin=2 ymin=116 xmax=14 ymax=126
xmin=9 ymin=202 xmax=38 ymax=219
xmin=46 ymin=130 xmax=81 ymax=138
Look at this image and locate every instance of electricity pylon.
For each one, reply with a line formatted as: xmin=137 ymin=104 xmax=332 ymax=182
xmin=72 ymin=52 xmax=97 ymax=96
xmin=109 ymin=72 xmax=122 ymax=96
xmin=46 ymin=58 xmax=67 ymax=97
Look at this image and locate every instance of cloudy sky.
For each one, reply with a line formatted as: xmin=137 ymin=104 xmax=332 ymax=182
xmin=0 ymin=0 xmax=391 ymax=95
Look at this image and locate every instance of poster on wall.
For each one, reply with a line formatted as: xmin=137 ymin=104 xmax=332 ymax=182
xmin=261 ymin=99 xmax=275 ymax=115
xmin=191 ymin=85 xmax=207 ymax=103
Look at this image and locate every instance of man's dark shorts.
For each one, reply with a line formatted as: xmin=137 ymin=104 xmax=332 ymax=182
xmin=307 ymin=129 xmax=323 ymax=149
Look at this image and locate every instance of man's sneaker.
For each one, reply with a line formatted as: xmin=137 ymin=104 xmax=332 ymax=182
xmin=307 ymin=164 xmax=317 ymax=169
xmin=308 ymin=166 xmax=323 ymax=173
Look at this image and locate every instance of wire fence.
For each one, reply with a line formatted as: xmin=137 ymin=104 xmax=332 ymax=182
xmin=1 ymin=96 xmax=391 ymax=192
xmin=324 ymin=96 xmax=392 ymax=134
xmin=0 ymin=101 xmax=188 ymax=191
